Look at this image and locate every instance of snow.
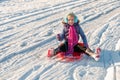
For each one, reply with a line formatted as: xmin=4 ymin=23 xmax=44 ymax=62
xmin=0 ymin=0 xmax=120 ymax=80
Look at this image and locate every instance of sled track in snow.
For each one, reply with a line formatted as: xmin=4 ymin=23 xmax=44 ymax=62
xmin=0 ymin=0 xmax=93 ymax=26
xmin=0 ymin=0 xmax=97 ymax=64
xmin=99 ymin=13 xmax=120 ymax=80
xmin=0 ymin=0 xmax=120 ymax=80
xmin=0 ymin=0 xmax=119 ymax=27
xmin=0 ymin=0 xmax=119 ymax=55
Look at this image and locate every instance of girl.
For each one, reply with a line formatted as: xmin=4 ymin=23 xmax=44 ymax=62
xmin=49 ymin=12 xmax=100 ymax=61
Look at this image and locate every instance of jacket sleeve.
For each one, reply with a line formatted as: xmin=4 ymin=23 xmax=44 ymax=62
xmin=57 ymin=28 xmax=65 ymax=41
xmin=78 ymin=26 xmax=89 ymax=48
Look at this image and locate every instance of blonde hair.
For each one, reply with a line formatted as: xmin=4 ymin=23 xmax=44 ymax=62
xmin=67 ymin=12 xmax=76 ymax=18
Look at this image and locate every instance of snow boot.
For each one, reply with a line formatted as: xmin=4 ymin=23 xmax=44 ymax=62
xmin=48 ymin=48 xmax=55 ymax=57
xmin=85 ymin=48 xmax=100 ymax=61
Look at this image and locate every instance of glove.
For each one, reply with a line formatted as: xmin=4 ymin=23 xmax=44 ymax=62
xmin=56 ymin=34 xmax=61 ymax=41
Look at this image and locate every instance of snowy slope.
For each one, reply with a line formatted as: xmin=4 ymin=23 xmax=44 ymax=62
xmin=0 ymin=0 xmax=120 ymax=80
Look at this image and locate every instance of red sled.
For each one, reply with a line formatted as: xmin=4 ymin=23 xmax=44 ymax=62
xmin=47 ymin=42 xmax=84 ymax=62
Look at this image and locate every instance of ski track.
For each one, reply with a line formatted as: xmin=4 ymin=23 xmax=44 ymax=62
xmin=0 ymin=0 xmax=120 ymax=80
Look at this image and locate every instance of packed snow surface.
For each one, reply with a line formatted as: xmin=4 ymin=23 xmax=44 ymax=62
xmin=0 ymin=0 xmax=120 ymax=80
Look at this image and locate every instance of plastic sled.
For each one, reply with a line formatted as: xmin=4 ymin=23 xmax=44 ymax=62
xmin=48 ymin=42 xmax=84 ymax=62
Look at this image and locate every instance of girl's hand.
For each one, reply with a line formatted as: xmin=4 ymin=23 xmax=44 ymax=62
xmin=56 ymin=34 xmax=61 ymax=41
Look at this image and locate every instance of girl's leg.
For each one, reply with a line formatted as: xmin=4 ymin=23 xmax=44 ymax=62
xmin=74 ymin=44 xmax=90 ymax=56
xmin=74 ymin=44 xmax=100 ymax=61
xmin=54 ymin=42 xmax=68 ymax=55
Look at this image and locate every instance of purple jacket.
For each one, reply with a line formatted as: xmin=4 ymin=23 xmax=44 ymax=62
xmin=58 ymin=23 xmax=88 ymax=48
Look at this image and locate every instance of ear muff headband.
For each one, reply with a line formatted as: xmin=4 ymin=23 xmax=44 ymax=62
xmin=64 ymin=17 xmax=68 ymax=23
xmin=64 ymin=15 xmax=78 ymax=23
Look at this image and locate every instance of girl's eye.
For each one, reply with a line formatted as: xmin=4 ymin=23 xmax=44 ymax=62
xmin=68 ymin=19 xmax=74 ymax=21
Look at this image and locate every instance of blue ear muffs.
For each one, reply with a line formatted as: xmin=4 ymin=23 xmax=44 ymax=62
xmin=64 ymin=17 xmax=68 ymax=23
xmin=64 ymin=15 xmax=78 ymax=23
xmin=74 ymin=16 xmax=78 ymax=23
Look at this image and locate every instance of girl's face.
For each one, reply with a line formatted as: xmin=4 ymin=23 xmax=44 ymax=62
xmin=67 ymin=15 xmax=74 ymax=26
